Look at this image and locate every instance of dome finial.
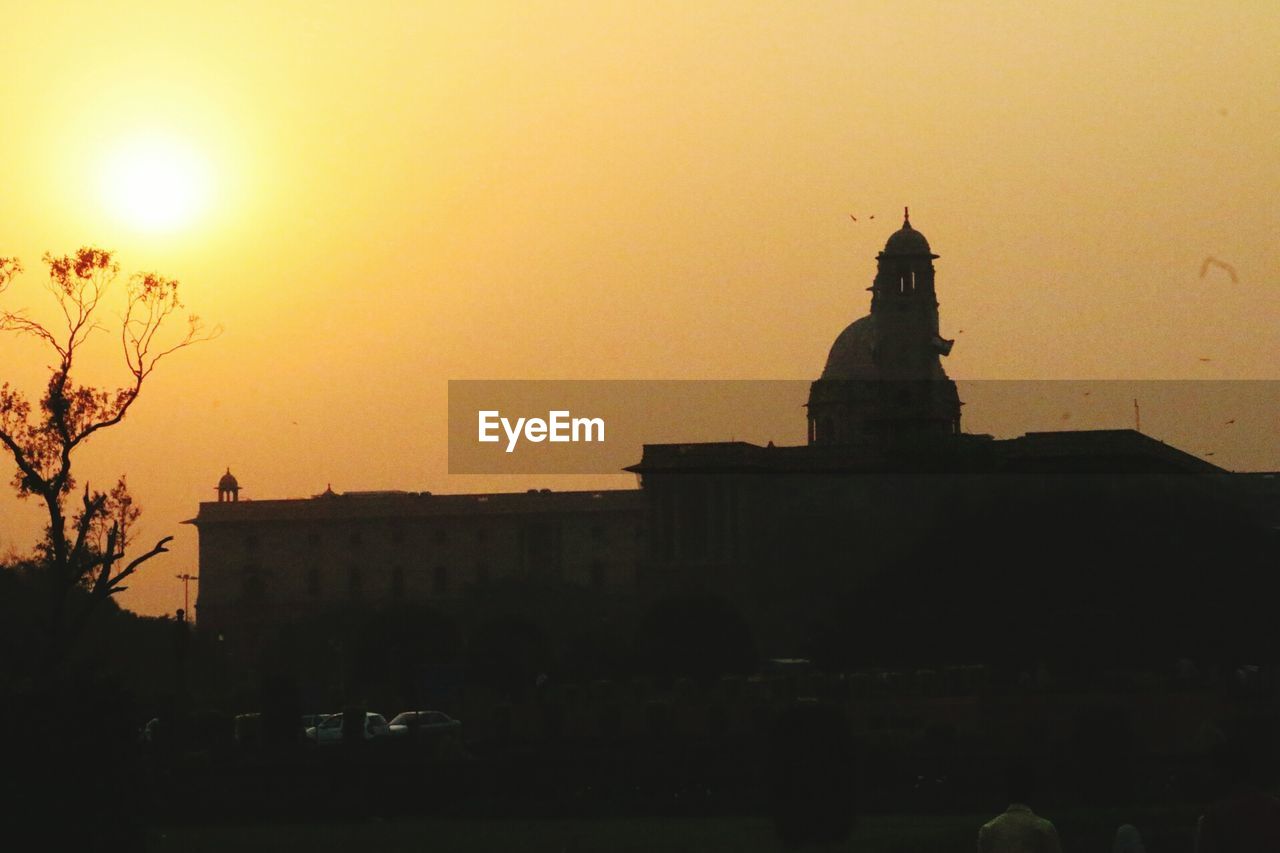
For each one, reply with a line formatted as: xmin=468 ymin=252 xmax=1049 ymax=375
xmin=903 ymin=206 xmax=911 ymax=228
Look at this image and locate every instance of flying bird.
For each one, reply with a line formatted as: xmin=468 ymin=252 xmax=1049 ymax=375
xmin=850 ymin=215 xmax=857 ymax=221
xmin=1198 ymin=357 xmax=1212 ymax=362
xmin=1225 ymin=419 xmax=1235 ymax=425
xmin=1199 ymin=256 xmax=1239 ymax=283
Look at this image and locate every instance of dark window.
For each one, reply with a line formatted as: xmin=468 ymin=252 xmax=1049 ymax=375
xmin=242 ymin=568 xmax=264 ymax=602
xmin=433 ymin=566 xmax=448 ymax=595
xmin=523 ymin=522 xmax=562 ymax=580
xmin=677 ymin=482 xmax=709 ymax=561
xmin=306 ymin=567 xmax=321 ymax=597
xmin=391 ymin=566 xmax=405 ymax=599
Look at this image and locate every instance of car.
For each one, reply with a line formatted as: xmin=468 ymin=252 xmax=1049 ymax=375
xmin=388 ymin=710 xmax=462 ymax=739
xmin=304 ymin=711 xmax=390 ymax=744
xmin=300 ymin=713 xmax=330 ymax=730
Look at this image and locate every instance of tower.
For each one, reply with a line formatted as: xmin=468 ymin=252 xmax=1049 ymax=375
xmin=807 ymin=209 xmax=961 ymax=445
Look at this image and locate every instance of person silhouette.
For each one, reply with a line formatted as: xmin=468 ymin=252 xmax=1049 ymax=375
xmin=978 ymin=763 xmax=1062 ymax=853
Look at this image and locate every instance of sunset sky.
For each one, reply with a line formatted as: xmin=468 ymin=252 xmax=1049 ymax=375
xmin=1 ymin=2 xmax=1277 ymax=616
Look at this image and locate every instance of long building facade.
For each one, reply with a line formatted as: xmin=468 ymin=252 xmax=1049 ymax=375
xmin=191 ymin=214 xmax=1278 ymax=660
xmin=190 ymin=486 xmax=645 ymax=646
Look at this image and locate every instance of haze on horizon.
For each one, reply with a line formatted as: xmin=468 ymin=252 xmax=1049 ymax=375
xmin=0 ymin=1 xmax=1276 ymax=617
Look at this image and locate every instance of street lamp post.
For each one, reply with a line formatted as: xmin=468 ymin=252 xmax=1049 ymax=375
xmin=175 ymin=573 xmax=199 ymax=621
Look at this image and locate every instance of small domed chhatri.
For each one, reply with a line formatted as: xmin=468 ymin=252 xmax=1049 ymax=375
xmin=881 ymin=207 xmax=935 ymax=257
xmin=217 ymin=468 xmax=240 ymax=502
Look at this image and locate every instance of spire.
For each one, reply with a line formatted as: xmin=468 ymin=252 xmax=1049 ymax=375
xmin=903 ymin=206 xmax=911 ymax=229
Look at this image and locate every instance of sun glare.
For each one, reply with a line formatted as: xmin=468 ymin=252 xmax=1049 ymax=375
xmin=100 ymin=134 xmax=212 ymax=232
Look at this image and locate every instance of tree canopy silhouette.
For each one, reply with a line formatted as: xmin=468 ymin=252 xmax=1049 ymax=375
xmin=0 ymin=247 xmax=216 ymax=669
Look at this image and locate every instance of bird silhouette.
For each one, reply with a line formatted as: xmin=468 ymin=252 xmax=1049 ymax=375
xmin=1225 ymin=419 xmax=1235 ymax=425
xmin=1198 ymin=357 xmax=1212 ymax=362
xmin=1199 ymin=256 xmax=1239 ymax=283
xmin=850 ymin=215 xmax=857 ymax=221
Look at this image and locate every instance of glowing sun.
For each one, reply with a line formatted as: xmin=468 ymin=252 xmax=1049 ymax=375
xmin=100 ymin=134 xmax=212 ymax=232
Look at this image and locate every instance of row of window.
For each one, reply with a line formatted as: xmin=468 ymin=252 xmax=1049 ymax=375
xmin=242 ymin=561 xmax=614 ymax=602
xmin=241 ymin=524 xmax=642 ymax=552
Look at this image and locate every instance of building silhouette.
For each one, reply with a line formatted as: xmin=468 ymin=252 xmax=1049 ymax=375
xmin=191 ymin=214 xmax=1278 ymax=663
xmin=190 ymin=487 xmax=643 ymax=648
xmin=808 ymin=208 xmax=960 ymax=445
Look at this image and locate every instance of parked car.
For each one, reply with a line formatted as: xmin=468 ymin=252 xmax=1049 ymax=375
xmin=305 ymin=712 xmax=390 ymax=744
xmin=300 ymin=713 xmax=330 ymax=730
xmin=388 ymin=711 xmax=462 ymax=740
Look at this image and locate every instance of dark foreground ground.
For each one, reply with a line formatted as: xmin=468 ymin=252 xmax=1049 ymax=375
xmin=147 ymin=808 xmax=1203 ymax=853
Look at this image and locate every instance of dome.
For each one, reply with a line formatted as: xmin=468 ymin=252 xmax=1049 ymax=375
xmin=881 ymin=207 xmax=933 ymax=256
xmin=218 ymin=468 xmax=239 ymax=490
xmin=821 ymin=314 xmax=880 ymax=380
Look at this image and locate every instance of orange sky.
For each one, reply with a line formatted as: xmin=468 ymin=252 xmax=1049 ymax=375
xmin=1 ymin=2 xmax=1277 ymax=616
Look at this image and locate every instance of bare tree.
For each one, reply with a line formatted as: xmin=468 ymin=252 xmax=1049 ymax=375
xmin=0 ymin=247 xmax=216 ymax=668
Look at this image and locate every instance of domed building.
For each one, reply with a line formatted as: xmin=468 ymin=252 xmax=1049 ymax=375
xmin=190 ymin=214 xmax=1276 ymax=672
xmin=807 ymin=209 xmax=960 ymax=446
xmin=626 ymin=213 xmax=1272 ymax=658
